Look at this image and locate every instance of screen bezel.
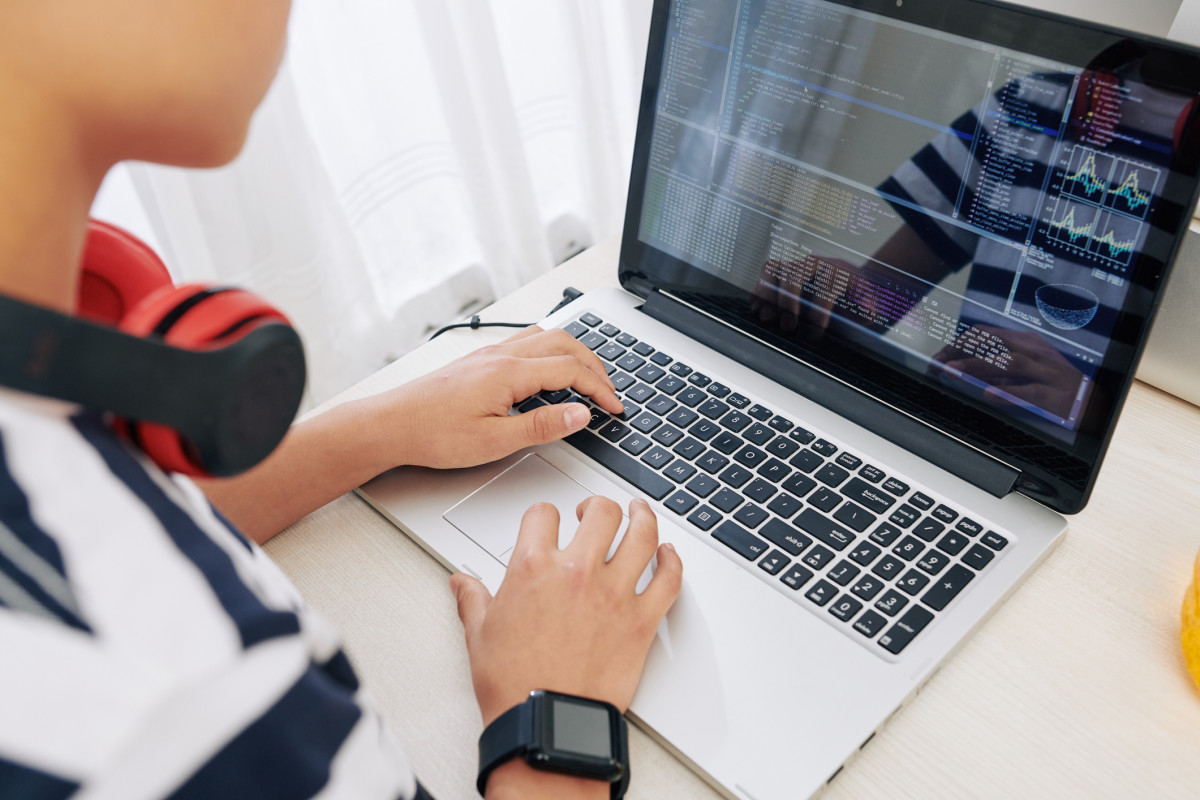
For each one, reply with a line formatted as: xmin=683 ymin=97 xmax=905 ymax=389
xmin=618 ymin=0 xmax=1200 ymax=513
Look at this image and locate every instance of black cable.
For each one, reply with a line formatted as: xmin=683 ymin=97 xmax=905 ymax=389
xmin=426 ymin=286 xmax=584 ymax=341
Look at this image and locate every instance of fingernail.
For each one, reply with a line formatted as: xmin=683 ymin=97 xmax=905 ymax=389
xmin=564 ymin=404 xmax=590 ymax=430
xmin=663 ymin=543 xmax=676 ymax=553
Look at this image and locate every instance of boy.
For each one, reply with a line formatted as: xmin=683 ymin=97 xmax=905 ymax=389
xmin=0 ymin=2 xmax=682 ymax=798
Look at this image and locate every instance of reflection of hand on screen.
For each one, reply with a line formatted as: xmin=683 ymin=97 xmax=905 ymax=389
xmin=933 ymin=325 xmax=1085 ymax=420
xmin=750 ymin=255 xmax=884 ymax=340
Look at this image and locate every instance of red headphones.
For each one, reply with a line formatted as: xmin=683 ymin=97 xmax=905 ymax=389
xmin=0 ymin=220 xmax=306 ymax=477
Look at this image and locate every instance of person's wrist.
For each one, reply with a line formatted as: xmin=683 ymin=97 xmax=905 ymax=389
xmin=484 ymin=759 xmax=608 ymax=800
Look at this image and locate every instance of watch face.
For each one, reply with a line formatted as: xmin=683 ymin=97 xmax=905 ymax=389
xmin=550 ymin=696 xmax=613 ymax=759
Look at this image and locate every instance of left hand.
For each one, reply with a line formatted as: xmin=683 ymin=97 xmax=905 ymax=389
xmin=367 ymin=326 xmax=624 ymax=470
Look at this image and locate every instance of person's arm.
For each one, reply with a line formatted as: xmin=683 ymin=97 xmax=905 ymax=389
xmin=197 ymin=326 xmax=624 ymax=544
xmin=451 ymin=497 xmax=684 ymax=799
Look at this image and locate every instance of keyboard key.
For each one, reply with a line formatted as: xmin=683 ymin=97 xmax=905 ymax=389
xmin=955 ymin=517 xmax=984 ymax=537
xmin=542 ymin=388 xmax=573 ymax=404
xmin=616 ymin=353 xmax=646 ymax=372
xmin=853 ymin=610 xmax=888 ymax=638
xmin=597 ymin=342 xmax=626 ymax=362
xmin=645 ymin=395 xmax=677 ymax=416
xmin=650 ymin=352 xmax=672 ymax=366
xmin=816 ymin=463 xmax=850 ymax=487
xmin=768 ymin=415 xmax=794 ymax=433
xmin=519 ymin=397 xmax=548 ymax=413
xmin=690 ymin=419 xmax=721 ymax=441
xmin=981 ymin=531 xmax=1009 ymax=550
xmin=615 ymin=332 xmax=637 ymax=346
xmin=793 ymin=508 xmax=854 ymax=550
xmin=931 ymin=504 xmax=959 ymax=524
xmin=756 ymin=458 xmax=791 ymax=483
xmin=878 ymin=606 xmax=934 ymax=654
xmin=619 ymin=433 xmax=653 ymax=456
xmin=935 ymin=532 xmax=970 ymax=556
xmin=766 ymin=493 xmax=802 ymax=520
xmin=636 ymin=364 xmax=666 ymax=383
xmin=631 ymin=341 xmax=655 ymax=356
xmin=840 ymin=478 xmax=897 ymax=514
xmin=871 ymin=554 xmax=905 ymax=581
xmin=711 ymin=432 xmax=742 ymax=454
xmin=881 ymin=477 xmax=909 ymax=496
xmin=916 ymin=550 xmax=951 ymax=575
xmin=707 ymin=383 xmax=731 ymax=398
xmin=912 ymin=518 xmax=946 ymax=542
xmin=640 ymin=446 xmax=673 ymax=469
xmin=788 ymin=426 xmax=816 ymax=445
xmin=586 ymin=407 xmax=608 ymax=429
xmin=727 ymin=392 xmax=751 ymax=408
xmin=564 ymin=432 xmax=674 ymax=500
xmin=687 ymin=505 xmax=722 ymax=531
xmin=664 ymin=490 xmax=698 ymax=515
xmin=829 ymin=595 xmax=863 ymax=621
xmin=630 ymin=412 xmax=662 ymax=434
xmin=759 ymin=519 xmax=812 ymax=556
xmin=710 ymin=488 xmax=744 ymax=513
xmin=743 ymin=423 xmax=774 ymax=446
xmin=835 ymin=452 xmax=863 ymax=471
xmin=671 ymin=437 xmax=705 ymax=460
xmin=805 ymin=579 xmax=837 ymax=607
xmin=688 ymin=373 xmax=712 ymax=388
xmin=720 ymin=410 xmax=752 ymax=432
xmin=858 ymin=465 xmax=885 ymax=483
xmin=833 ymin=502 xmax=876 ymax=533
xmin=811 ymin=439 xmax=838 ymax=456
xmin=669 ymin=362 xmax=693 ymax=377
xmin=908 ymin=492 xmax=935 ymax=511
xmin=580 ymin=332 xmax=607 ymax=350
xmin=874 ymin=589 xmax=909 ymax=617
xmin=696 ymin=450 xmax=730 ymax=475
xmin=765 ymin=436 xmax=800 ymax=459
xmin=789 ymin=449 xmax=824 ymax=473
xmin=564 ymin=320 xmax=589 ymax=338
xmin=666 ymin=407 xmax=699 ymax=428
xmin=743 ymin=478 xmax=777 ymax=504
xmin=611 ymin=371 xmax=636 ymax=391
xmin=896 ymin=569 xmax=931 ymax=596
xmin=893 ymin=536 xmax=925 ymax=561
xmin=676 ymin=387 xmax=706 ymax=408
xmin=850 ymin=575 xmax=884 ymax=601
xmin=597 ymin=420 xmax=631 ymax=443
xmin=848 ymin=541 xmax=881 ymax=566
xmin=921 ymin=564 xmax=975 ymax=611
xmin=889 ymin=505 xmax=919 ymax=528
xmin=802 ymin=544 xmax=836 ymax=571
xmin=616 ymin=404 xmax=640 ymax=422
xmin=579 ymin=313 xmax=602 ymax=327
xmin=758 ymin=550 xmax=790 ymax=576
xmin=962 ymin=543 xmax=995 ymax=570
xmin=733 ymin=503 xmax=770 ymax=528
xmin=782 ymin=473 xmax=817 ymax=498
xmin=625 ymin=382 xmax=656 ymax=404
xmin=651 ymin=425 xmax=684 ymax=447
xmin=699 ymin=398 xmax=729 ymax=420
xmin=868 ymin=522 xmax=903 ymax=547
xmin=827 ymin=560 xmax=861 ymax=586
xmin=712 ymin=521 xmax=769 ymax=561
xmin=733 ymin=445 xmax=768 ymax=469
xmin=781 ymin=564 xmax=814 ymax=590
xmin=718 ymin=464 xmax=753 ymax=488
xmin=664 ymin=460 xmax=697 ymax=483
xmin=656 ymin=375 xmax=686 ymax=395
xmin=808 ymin=487 xmax=841 ymax=513
xmin=747 ymin=404 xmax=772 ymax=421
xmin=686 ymin=473 xmax=720 ymax=498
xmin=598 ymin=323 xmax=620 ymax=337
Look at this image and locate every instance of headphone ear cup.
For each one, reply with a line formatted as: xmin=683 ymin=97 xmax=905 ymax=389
xmin=77 ymin=219 xmax=174 ymax=325
xmin=119 ymin=284 xmax=301 ymax=477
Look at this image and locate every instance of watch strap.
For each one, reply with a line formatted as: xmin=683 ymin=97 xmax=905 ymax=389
xmin=476 ymin=700 xmax=535 ymax=796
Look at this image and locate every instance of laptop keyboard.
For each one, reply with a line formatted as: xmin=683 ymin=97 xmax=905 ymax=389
xmin=522 ymin=313 xmax=1010 ymax=657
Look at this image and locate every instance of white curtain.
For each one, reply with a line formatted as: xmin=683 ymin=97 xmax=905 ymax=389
xmin=108 ymin=0 xmax=652 ymax=407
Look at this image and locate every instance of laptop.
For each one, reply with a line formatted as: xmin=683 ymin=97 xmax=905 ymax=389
xmin=360 ymin=1 xmax=1200 ymax=797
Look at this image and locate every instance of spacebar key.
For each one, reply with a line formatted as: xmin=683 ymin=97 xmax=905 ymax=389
xmin=565 ymin=432 xmax=674 ymax=500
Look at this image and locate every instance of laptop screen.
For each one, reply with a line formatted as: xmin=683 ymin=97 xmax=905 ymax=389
xmin=620 ymin=0 xmax=1200 ymax=512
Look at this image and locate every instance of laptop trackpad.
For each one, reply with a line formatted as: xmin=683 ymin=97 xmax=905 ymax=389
xmin=444 ymin=454 xmax=600 ymax=565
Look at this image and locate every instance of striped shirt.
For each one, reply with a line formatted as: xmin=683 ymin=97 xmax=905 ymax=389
xmin=0 ymin=388 xmax=430 ymax=800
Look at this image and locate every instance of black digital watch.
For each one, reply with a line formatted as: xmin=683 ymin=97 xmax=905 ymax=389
xmin=476 ymin=690 xmax=629 ymax=798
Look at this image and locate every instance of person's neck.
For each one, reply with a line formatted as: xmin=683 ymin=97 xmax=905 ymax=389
xmin=0 ymin=81 xmax=110 ymax=313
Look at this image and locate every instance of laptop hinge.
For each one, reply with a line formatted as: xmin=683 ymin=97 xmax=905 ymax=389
xmin=640 ymin=291 xmax=1020 ymax=499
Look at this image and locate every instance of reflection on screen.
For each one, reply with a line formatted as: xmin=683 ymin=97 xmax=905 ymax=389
xmin=637 ymin=0 xmax=1195 ymax=442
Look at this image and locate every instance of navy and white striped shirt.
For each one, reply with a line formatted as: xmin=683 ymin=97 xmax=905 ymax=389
xmin=0 ymin=388 xmax=429 ymax=799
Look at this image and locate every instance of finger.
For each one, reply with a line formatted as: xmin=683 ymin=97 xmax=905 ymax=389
xmin=495 ymin=402 xmax=591 ymax=452
xmin=499 ymin=328 xmax=615 ymax=392
xmin=508 ymin=501 xmax=564 ymax=565
xmin=607 ymin=498 xmax=660 ymax=585
xmin=565 ymin=495 xmax=625 ymax=567
xmin=499 ymin=324 xmax=544 ymax=344
xmin=505 ymin=353 xmax=623 ymax=415
xmin=449 ymin=572 xmax=493 ymax=637
xmin=639 ymin=542 xmax=684 ymax=618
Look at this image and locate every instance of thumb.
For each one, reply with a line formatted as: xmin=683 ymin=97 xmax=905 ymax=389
xmin=511 ymin=401 xmax=591 ymax=448
xmin=449 ymin=572 xmax=492 ymax=635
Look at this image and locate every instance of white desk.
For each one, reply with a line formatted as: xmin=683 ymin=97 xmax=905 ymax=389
xmin=265 ymin=236 xmax=1200 ymax=799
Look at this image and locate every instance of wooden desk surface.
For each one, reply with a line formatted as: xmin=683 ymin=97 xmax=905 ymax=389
xmin=265 ymin=237 xmax=1200 ymax=799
